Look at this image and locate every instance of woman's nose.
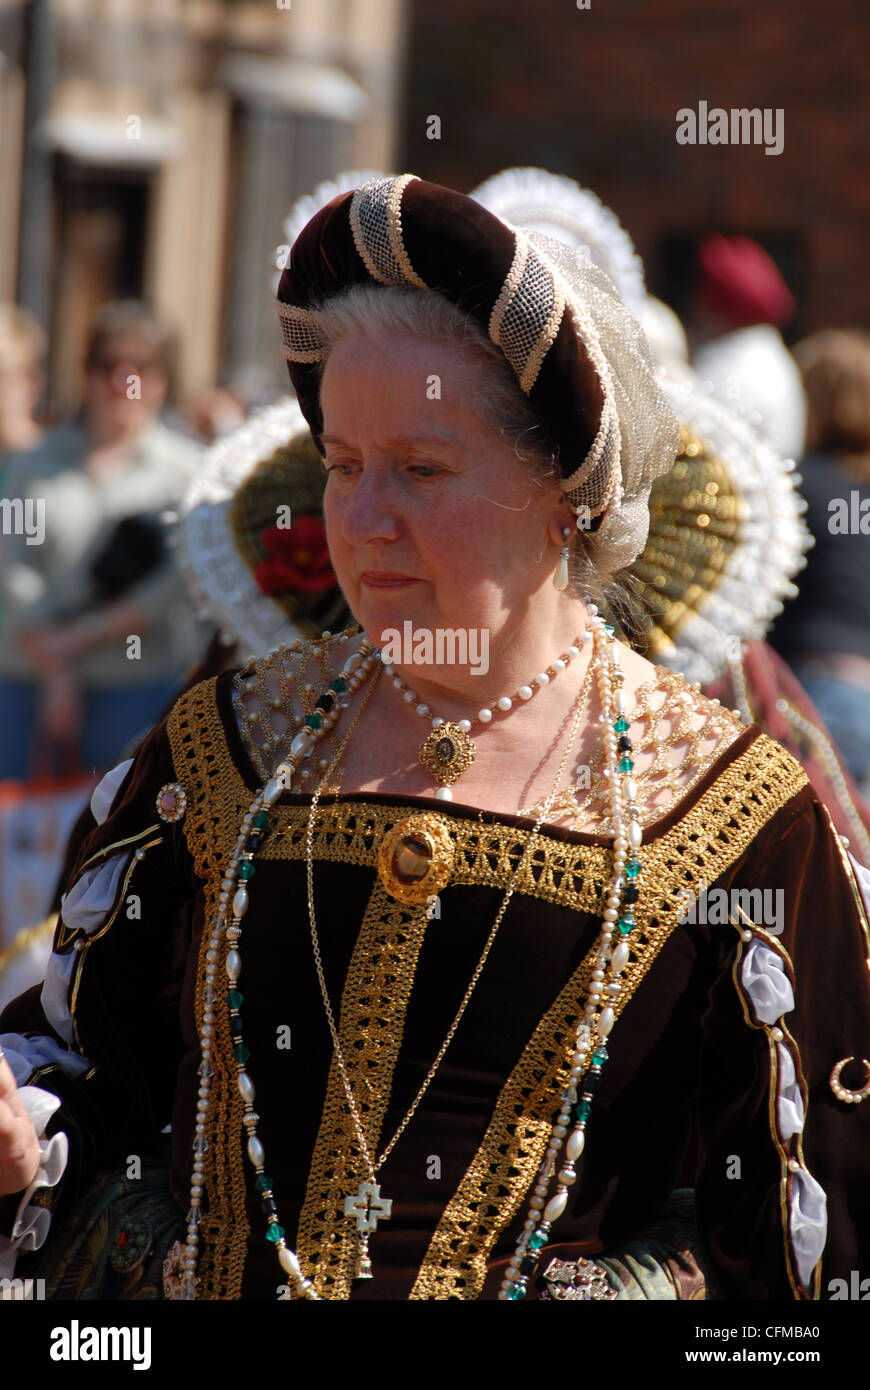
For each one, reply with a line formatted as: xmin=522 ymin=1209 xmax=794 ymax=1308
xmin=341 ymin=468 xmax=401 ymax=545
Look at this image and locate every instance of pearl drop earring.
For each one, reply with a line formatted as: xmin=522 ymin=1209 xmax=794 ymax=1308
xmin=553 ymin=527 xmax=572 ymax=592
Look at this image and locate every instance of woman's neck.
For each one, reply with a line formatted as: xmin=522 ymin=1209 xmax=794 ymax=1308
xmin=372 ymin=598 xmax=592 ymax=721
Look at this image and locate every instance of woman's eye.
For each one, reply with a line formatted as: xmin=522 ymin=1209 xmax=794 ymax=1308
xmin=324 ymin=460 xmax=358 ymax=477
xmin=407 ymin=462 xmax=439 ymax=477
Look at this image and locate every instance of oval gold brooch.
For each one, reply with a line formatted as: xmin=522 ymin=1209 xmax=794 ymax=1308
xmin=377 ymin=813 xmax=455 ymax=906
xmin=156 ymin=782 xmax=188 ymax=824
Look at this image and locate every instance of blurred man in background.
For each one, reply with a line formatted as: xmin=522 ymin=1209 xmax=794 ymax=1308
xmin=0 ymin=301 xmax=204 ymax=781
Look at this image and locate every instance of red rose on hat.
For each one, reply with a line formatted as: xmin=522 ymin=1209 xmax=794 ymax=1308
xmin=254 ymin=514 xmax=336 ymax=595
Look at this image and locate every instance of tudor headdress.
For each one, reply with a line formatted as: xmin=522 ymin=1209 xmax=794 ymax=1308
xmin=275 ymin=173 xmax=679 ymax=571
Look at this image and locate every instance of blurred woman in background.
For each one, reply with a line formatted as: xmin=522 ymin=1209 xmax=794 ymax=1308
xmin=0 ymin=301 xmax=204 ymax=781
xmin=772 ymin=330 xmax=870 ymax=797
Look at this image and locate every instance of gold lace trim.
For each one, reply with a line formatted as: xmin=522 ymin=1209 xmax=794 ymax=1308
xmin=521 ymin=665 xmax=745 ymax=831
xmin=408 ymin=739 xmax=809 ymax=1299
xmin=167 ymin=678 xmax=252 ymax=1301
xmin=166 ymin=673 xmax=808 ymax=1299
xmin=295 ymin=882 xmax=433 ymax=1299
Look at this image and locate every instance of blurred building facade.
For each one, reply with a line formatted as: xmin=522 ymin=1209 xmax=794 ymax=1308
xmin=0 ymin=0 xmax=406 ymax=411
xmin=402 ymin=0 xmax=870 ymax=339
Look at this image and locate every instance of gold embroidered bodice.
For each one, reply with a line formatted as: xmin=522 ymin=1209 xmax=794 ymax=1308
xmin=231 ymin=632 xmax=744 ymax=832
xmin=167 ymin=669 xmax=807 ymax=1301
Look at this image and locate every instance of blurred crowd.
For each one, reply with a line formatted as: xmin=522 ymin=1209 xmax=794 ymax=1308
xmin=0 ymin=300 xmax=251 ymax=783
xmin=0 ymin=232 xmax=869 ymax=803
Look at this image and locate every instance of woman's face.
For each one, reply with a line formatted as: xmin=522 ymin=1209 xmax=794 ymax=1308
xmin=319 ymin=330 xmax=566 ymax=656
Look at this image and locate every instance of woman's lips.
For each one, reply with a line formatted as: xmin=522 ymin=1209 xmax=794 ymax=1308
xmin=360 ymin=572 xmax=419 ymax=589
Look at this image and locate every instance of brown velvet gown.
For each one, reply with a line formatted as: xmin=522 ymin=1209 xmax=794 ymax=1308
xmin=3 ymin=667 xmax=870 ymax=1301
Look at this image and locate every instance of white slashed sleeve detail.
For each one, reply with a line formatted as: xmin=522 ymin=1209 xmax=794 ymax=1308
xmin=739 ymin=939 xmax=794 ymax=1025
xmin=738 ymin=937 xmax=827 ymax=1292
xmin=41 ymin=850 xmax=131 ymax=1043
xmin=89 ymin=759 xmax=134 ymax=826
xmin=0 ymin=1088 xmax=67 ymax=1280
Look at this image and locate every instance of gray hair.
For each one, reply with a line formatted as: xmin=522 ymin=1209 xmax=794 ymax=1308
xmin=312 ymin=283 xmax=639 ymax=619
xmin=313 ymin=283 xmax=557 ymax=475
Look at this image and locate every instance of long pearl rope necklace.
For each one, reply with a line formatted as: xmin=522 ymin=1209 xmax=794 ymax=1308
xmin=174 ymin=606 xmax=643 ymax=1301
xmin=384 ymin=635 xmax=585 ymax=800
xmin=499 ymin=607 xmax=642 ymax=1300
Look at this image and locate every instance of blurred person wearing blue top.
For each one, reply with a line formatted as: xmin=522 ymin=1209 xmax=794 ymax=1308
xmin=0 ymin=302 xmax=204 ymax=781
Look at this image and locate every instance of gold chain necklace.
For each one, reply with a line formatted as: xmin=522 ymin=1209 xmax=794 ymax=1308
xmin=304 ymin=647 xmax=600 ymax=1281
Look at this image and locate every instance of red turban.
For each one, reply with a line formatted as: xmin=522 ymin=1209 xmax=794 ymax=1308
xmin=696 ymin=234 xmax=795 ymax=330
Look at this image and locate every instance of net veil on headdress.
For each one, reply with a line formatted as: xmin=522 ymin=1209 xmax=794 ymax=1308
xmin=468 ymin=166 xmax=810 ymax=684
xmin=275 ymin=173 xmax=680 ymax=572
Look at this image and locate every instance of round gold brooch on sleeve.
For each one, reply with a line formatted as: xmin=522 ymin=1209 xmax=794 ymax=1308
xmin=377 ymin=813 xmax=455 ymax=906
xmin=156 ymin=782 xmax=188 ymax=824
xmin=418 ymin=721 xmax=476 ymax=787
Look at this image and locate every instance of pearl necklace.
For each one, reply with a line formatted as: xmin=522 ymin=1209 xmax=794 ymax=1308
xmin=383 ymin=633 xmax=587 ymax=800
xmin=499 ymin=608 xmax=643 ymax=1300
xmin=172 ymin=612 xmax=643 ymax=1302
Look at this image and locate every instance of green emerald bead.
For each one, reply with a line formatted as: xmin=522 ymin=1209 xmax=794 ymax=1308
xmin=613 ymin=717 xmax=629 ymax=732
xmin=617 ymin=916 xmax=635 ymax=936
xmin=619 ymin=756 xmax=634 ymax=773
xmin=604 ymin=623 xmax=615 ymax=635
xmin=239 ymin=861 xmax=256 ymax=881
xmin=265 ymin=1223 xmax=285 ymax=1244
xmin=304 ymin=712 xmax=322 ymax=730
xmin=233 ymin=1043 xmax=250 ymax=1064
xmin=528 ymin=1230 xmax=548 ymax=1251
xmin=253 ymin=812 xmax=270 ymax=830
xmin=329 ymin=676 xmax=348 ymax=693
xmin=592 ymin=1048 xmax=608 ymax=1065
xmin=508 ymin=1284 xmax=526 ymax=1300
xmin=574 ymin=1099 xmax=592 ymax=1123
xmin=227 ymin=988 xmax=244 ymax=1010
xmin=625 ymin=858 xmax=641 ymax=879
xmin=255 ymin=1174 xmax=273 ymax=1193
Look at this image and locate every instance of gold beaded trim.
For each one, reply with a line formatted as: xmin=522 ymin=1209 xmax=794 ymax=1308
xmin=166 ymin=669 xmax=808 ymax=1299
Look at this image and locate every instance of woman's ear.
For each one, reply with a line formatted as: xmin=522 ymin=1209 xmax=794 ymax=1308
xmin=546 ymin=506 xmax=575 ymax=548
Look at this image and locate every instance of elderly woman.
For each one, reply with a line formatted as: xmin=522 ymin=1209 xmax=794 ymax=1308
xmin=1 ymin=176 xmax=869 ymax=1303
